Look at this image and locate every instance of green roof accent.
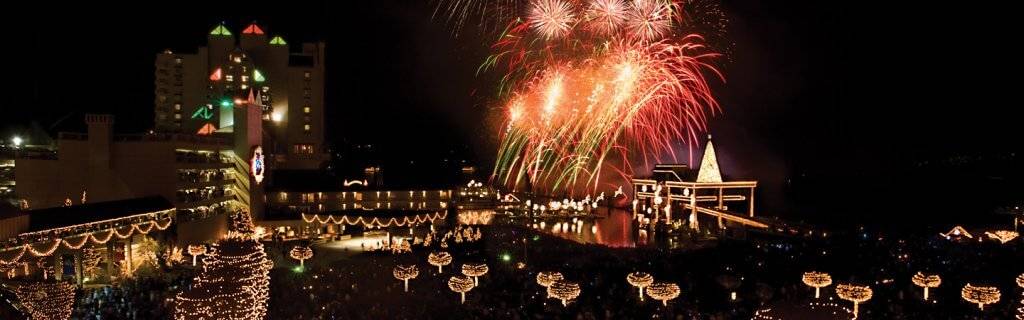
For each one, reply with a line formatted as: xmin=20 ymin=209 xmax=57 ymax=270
xmin=269 ymin=36 xmax=287 ymax=45
xmin=253 ymin=69 xmax=266 ymax=82
xmin=210 ymin=24 xmax=232 ymax=36
xmin=191 ymin=106 xmax=214 ymax=120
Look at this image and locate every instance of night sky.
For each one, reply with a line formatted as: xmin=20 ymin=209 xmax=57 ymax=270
xmin=3 ymin=1 xmax=1021 ymax=226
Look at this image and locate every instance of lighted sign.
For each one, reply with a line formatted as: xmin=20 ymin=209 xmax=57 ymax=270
xmin=251 ymin=146 xmax=265 ymax=184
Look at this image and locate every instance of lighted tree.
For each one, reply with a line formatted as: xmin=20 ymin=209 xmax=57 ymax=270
xmin=289 ymin=246 xmax=313 ymax=267
xmin=187 ymin=245 xmax=207 ymax=267
xmin=230 ymin=210 xmax=256 ymax=235
xmin=836 ymin=284 xmax=873 ymax=318
xmin=14 ymin=281 xmax=77 ymax=320
xmin=911 ymin=272 xmax=941 ymax=301
xmin=393 ymin=265 xmax=419 ymax=292
xmin=961 ymin=283 xmax=1000 ymax=311
xmin=547 ymin=281 xmax=581 ymax=306
xmin=163 ymin=246 xmax=185 ymax=267
xmin=462 ymin=263 xmax=489 ymax=286
xmin=428 ymin=252 xmax=453 ymax=273
xmin=175 ymin=237 xmax=273 ymax=320
xmin=646 ymin=282 xmax=681 ymax=306
xmin=448 ymin=275 xmax=476 ymax=304
xmin=802 ymin=271 xmax=832 ymax=299
xmin=626 ymin=272 xmax=654 ymax=301
xmin=81 ymin=247 xmax=103 ymax=279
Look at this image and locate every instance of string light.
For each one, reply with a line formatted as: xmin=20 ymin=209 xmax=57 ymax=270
xmin=985 ymin=230 xmax=1019 ymax=244
xmin=448 ymin=275 xmax=476 ymax=304
xmin=646 ymin=282 xmax=681 ymax=306
xmin=188 ymin=245 xmax=207 ymax=267
xmin=802 ymin=271 xmax=832 ymax=299
xmin=0 ymin=217 xmax=173 ymax=263
xmin=14 ymin=281 xmax=77 ymax=320
xmin=301 ymin=211 xmax=446 ymax=228
xmin=961 ymin=283 xmax=1000 ymax=311
xmin=911 ymin=272 xmax=941 ymax=301
xmin=428 ymin=252 xmax=453 ymax=273
xmin=461 ymin=263 xmax=489 ymax=286
xmin=289 ymin=246 xmax=313 ymax=267
xmin=536 ymin=271 xmax=564 ymax=298
xmin=175 ymin=237 xmax=273 ymax=320
xmin=626 ymin=272 xmax=654 ymax=301
xmin=547 ymin=281 xmax=581 ymax=306
xmin=836 ymin=284 xmax=873 ymax=317
xmin=393 ymin=265 xmax=420 ymax=292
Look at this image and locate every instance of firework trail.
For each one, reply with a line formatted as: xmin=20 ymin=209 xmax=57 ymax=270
xmin=434 ymin=0 xmax=728 ymax=195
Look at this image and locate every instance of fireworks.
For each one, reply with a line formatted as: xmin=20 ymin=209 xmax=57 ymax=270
xmin=586 ymin=0 xmax=628 ymax=36
xmin=625 ymin=0 xmax=673 ymax=42
xmin=528 ymin=0 xmax=577 ymax=39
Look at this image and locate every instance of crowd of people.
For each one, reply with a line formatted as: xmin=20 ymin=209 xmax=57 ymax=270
xmin=70 ymin=275 xmax=188 ymax=320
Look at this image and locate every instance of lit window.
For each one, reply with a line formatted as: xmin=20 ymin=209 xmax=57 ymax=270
xmin=262 ymin=86 xmax=270 ymax=92
xmin=241 ymin=75 xmax=249 ymax=82
xmin=304 ymin=72 xmax=311 ymax=78
xmin=225 ymin=75 xmax=234 ymax=82
xmin=174 ymin=113 xmax=181 ymax=120
xmin=304 ymin=124 xmax=311 ymax=131
xmin=303 ymin=106 xmax=311 ymax=114
xmin=294 ymin=144 xmax=314 ymax=154
xmin=175 ymin=58 xmax=183 ymax=64
xmin=174 ymin=104 xmax=181 ymax=111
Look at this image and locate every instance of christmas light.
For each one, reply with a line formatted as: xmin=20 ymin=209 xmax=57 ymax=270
xmin=911 ymin=272 xmax=941 ymax=301
xmin=289 ymin=246 xmax=313 ymax=267
xmin=175 ymin=237 xmax=273 ymax=320
xmin=393 ymin=265 xmax=420 ymax=292
xmin=802 ymin=271 xmax=833 ymax=299
xmin=188 ymin=244 xmax=207 ymax=267
xmin=448 ymin=275 xmax=476 ymax=304
xmin=14 ymin=281 xmax=76 ymax=320
xmin=547 ymin=281 xmax=581 ymax=306
xmin=961 ymin=283 xmax=1000 ymax=311
xmin=462 ymin=263 xmax=488 ymax=286
xmin=836 ymin=284 xmax=873 ymax=317
xmin=428 ymin=252 xmax=453 ymax=273
xmin=626 ymin=272 xmax=654 ymax=301
xmin=301 ymin=211 xmax=447 ymax=228
xmin=536 ymin=271 xmax=564 ymax=294
xmin=646 ymin=282 xmax=680 ymax=306
xmin=985 ymin=230 xmax=1019 ymax=244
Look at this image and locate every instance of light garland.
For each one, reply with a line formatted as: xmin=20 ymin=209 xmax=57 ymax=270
xmin=646 ymin=282 xmax=681 ymax=306
xmin=1017 ymin=274 xmax=1024 ymax=289
xmin=289 ymin=246 xmax=314 ymax=267
xmin=627 ymin=272 xmax=654 ymax=301
xmin=428 ymin=252 xmax=453 ymax=273
xmin=461 ymin=263 xmax=489 ymax=286
xmin=301 ymin=211 xmax=447 ymax=228
xmin=836 ymin=284 xmax=872 ymax=317
xmin=393 ymin=265 xmax=420 ymax=292
xmin=801 ymin=271 xmax=832 ymax=299
xmin=911 ymin=272 xmax=941 ymax=301
xmin=448 ymin=275 xmax=476 ymax=304
xmin=537 ymin=271 xmax=564 ymax=298
xmin=175 ymin=237 xmax=273 ymax=320
xmin=0 ymin=218 xmax=174 ymax=262
xmin=547 ymin=281 xmax=581 ymax=306
xmin=14 ymin=281 xmax=77 ymax=320
xmin=985 ymin=230 xmax=1020 ymax=244
xmin=961 ymin=283 xmax=1000 ymax=310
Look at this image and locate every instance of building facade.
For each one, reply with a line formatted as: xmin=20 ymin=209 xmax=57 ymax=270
xmin=154 ymin=22 xmax=327 ymax=170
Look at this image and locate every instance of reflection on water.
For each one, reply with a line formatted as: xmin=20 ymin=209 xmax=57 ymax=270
xmin=535 ymin=209 xmax=647 ymax=248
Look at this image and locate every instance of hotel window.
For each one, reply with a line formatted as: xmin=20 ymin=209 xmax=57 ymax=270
xmin=174 ymin=104 xmax=181 ymax=111
xmin=294 ymin=144 xmax=314 ymax=154
xmin=303 ymin=106 xmax=311 ymax=114
xmin=304 ymin=124 xmax=311 ymax=132
xmin=226 ymin=75 xmax=234 ymax=82
xmin=174 ymin=113 xmax=181 ymax=120
xmin=241 ymin=75 xmax=249 ymax=82
xmin=303 ymin=89 xmax=311 ymax=97
xmin=278 ymin=192 xmax=288 ymax=201
xmin=175 ymin=58 xmax=183 ymax=64
xmin=301 ymin=193 xmax=315 ymax=203
xmin=304 ymin=71 xmax=311 ymax=78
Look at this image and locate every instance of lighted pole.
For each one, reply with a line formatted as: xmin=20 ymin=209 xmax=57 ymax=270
xmin=448 ymin=275 xmax=475 ymax=304
xmin=646 ymin=282 xmax=681 ymax=306
xmin=836 ymin=284 xmax=873 ymax=318
xmin=536 ymin=271 xmax=564 ymax=297
xmin=911 ymin=272 xmax=941 ymax=301
xmin=961 ymin=283 xmax=1000 ymax=311
xmin=187 ymin=245 xmax=206 ymax=267
xmin=289 ymin=246 xmax=313 ymax=268
xmin=627 ymin=272 xmax=654 ymax=301
xmin=393 ymin=265 xmax=419 ymax=292
xmin=802 ymin=271 xmax=832 ymax=299
xmin=461 ymin=263 xmax=489 ymax=286
xmin=547 ymin=281 xmax=581 ymax=306
xmin=428 ymin=252 xmax=453 ymax=273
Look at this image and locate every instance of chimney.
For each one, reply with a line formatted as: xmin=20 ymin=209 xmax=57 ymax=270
xmin=85 ymin=114 xmax=114 ymax=169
